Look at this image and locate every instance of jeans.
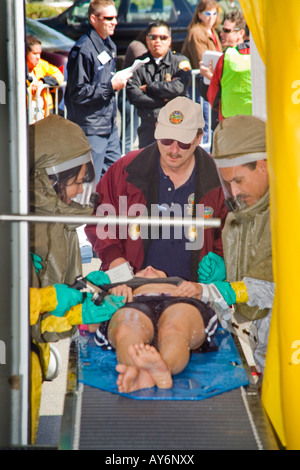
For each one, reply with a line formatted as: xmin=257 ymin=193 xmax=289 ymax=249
xmin=87 ymin=125 xmax=121 ymax=185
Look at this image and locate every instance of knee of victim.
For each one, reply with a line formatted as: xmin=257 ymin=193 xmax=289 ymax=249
xmin=109 ymin=321 xmax=132 ymax=345
xmin=109 ymin=319 xmax=153 ymax=347
xmin=158 ymin=320 xmax=190 ymax=347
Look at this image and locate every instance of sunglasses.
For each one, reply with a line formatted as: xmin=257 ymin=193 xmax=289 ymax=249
xmin=160 ymin=139 xmax=195 ymax=150
xmin=95 ymin=14 xmax=117 ymax=21
xmin=204 ymin=11 xmax=217 ymax=16
xmin=222 ymin=27 xmax=240 ymax=33
xmin=148 ymin=34 xmax=170 ymax=41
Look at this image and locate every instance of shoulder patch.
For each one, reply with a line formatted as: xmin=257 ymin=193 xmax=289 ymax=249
xmin=178 ymin=60 xmax=191 ymax=71
xmin=204 ymin=206 xmax=214 ymax=219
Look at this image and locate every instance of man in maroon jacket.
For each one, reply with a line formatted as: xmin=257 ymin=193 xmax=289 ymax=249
xmin=85 ymin=96 xmax=227 ymax=282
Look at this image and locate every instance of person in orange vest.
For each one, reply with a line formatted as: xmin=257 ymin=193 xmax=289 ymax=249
xmin=26 ymin=34 xmax=64 ymax=121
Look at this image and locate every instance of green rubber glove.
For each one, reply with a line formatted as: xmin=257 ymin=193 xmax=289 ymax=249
xmin=51 ymin=284 xmax=84 ymax=317
xmin=198 ymin=252 xmax=226 ymax=283
xmin=85 ymin=270 xmax=110 ymax=286
xmin=213 ymin=281 xmax=236 ymax=306
xmin=81 ymin=293 xmax=125 ymax=324
xmin=30 ymin=252 xmax=43 ymax=274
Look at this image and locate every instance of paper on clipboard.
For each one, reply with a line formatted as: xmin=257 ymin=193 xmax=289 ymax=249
xmin=113 ymin=57 xmax=150 ymax=81
xmin=202 ymin=51 xmax=222 ymax=84
xmin=105 ymin=262 xmax=134 ymax=283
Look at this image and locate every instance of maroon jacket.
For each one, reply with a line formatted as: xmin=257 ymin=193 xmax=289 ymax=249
xmin=85 ymin=142 xmax=227 ymax=281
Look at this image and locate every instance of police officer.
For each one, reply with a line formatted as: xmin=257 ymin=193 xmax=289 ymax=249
xmin=126 ymin=20 xmax=192 ymax=149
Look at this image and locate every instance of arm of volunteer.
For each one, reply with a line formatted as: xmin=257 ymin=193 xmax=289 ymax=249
xmin=207 ymin=55 xmax=224 ymax=111
xmin=241 ymin=277 xmax=275 ymax=309
xmin=67 ymin=49 xmax=114 ymax=104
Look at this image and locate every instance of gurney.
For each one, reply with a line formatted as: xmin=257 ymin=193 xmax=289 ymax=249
xmin=59 ymin=326 xmax=279 ymax=450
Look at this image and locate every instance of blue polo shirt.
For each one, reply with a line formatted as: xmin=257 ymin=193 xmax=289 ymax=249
xmin=145 ymin=162 xmax=196 ymax=280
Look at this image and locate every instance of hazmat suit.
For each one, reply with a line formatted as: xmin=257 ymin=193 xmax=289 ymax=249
xmin=198 ymin=115 xmax=273 ymax=373
xmin=28 ymin=114 xmax=96 ymax=443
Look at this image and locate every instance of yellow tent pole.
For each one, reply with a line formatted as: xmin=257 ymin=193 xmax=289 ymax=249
xmin=263 ymin=1 xmax=300 ymax=450
xmin=240 ymin=0 xmax=300 ymax=450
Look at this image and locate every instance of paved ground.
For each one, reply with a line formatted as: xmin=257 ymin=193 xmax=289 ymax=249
xmin=36 ymin=257 xmax=101 ymax=447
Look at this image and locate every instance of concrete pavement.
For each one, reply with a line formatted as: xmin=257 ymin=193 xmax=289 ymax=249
xmin=36 ymin=257 xmax=101 ymax=447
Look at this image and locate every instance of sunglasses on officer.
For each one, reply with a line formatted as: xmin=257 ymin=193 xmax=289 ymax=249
xmin=147 ymin=34 xmax=170 ymax=41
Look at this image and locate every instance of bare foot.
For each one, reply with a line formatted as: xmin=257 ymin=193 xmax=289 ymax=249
xmin=115 ymin=363 xmax=155 ymax=393
xmin=129 ymin=343 xmax=173 ymax=390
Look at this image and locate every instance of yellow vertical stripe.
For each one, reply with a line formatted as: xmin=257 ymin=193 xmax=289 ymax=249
xmin=240 ymin=0 xmax=300 ymax=450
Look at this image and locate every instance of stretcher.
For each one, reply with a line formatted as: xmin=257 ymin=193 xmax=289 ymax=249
xmin=58 ymin=330 xmax=279 ymax=450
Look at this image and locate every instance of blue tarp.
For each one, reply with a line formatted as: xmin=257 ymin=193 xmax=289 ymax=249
xmin=78 ymin=328 xmax=249 ymax=400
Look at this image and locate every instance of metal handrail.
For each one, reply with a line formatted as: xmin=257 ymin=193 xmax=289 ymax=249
xmin=0 ymin=213 xmax=220 ymax=228
xmin=27 ymin=81 xmax=66 ymax=123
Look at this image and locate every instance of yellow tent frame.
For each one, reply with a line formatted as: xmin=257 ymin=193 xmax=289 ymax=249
xmin=239 ymin=0 xmax=300 ymax=450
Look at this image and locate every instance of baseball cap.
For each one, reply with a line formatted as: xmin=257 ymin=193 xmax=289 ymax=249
xmin=212 ymin=115 xmax=266 ymax=168
xmin=154 ymin=97 xmax=205 ymax=144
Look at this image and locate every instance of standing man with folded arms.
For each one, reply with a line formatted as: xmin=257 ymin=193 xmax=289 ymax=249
xmin=65 ymin=0 xmax=130 ymax=184
xmin=126 ymin=20 xmax=192 ymax=149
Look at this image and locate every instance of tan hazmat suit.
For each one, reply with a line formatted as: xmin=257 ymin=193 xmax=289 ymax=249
xmin=28 ymin=115 xmax=94 ymax=443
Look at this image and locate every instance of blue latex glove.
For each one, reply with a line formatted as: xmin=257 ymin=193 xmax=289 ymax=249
xmin=213 ymin=281 xmax=236 ymax=306
xmin=85 ymin=270 xmax=110 ymax=286
xmin=30 ymin=252 xmax=43 ymax=274
xmin=81 ymin=293 xmax=125 ymax=324
xmin=198 ymin=252 xmax=226 ymax=283
xmin=51 ymin=284 xmax=84 ymax=317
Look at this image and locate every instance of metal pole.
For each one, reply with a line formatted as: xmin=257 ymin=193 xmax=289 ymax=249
xmin=0 ymin=213 xmax=221 ymax=228
xmin=0 ymin=0 xmax=29 ymax=447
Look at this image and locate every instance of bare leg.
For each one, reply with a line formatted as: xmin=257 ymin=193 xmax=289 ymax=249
xmin=157 ymin=303 xmax=206 ymax=375
xmin=108 ymin=307 xmax=156 ymax=392
xmin=108 ymin=307 xmax=154 ymax=365
xmin=113 ymin=303 xmax=206 ymax=393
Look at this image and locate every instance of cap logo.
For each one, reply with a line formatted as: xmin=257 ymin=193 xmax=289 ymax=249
xmin=169 ymin=110 xmax=184 ymax=125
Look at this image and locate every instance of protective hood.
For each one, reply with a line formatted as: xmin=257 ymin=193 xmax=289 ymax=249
xmin=29 ymin=115 xmax=96 ymax=208
xmin=211 ymin=115 xmax=267 ymax=212
xmin=211 ymin=115 xmax=266 ymax=168
xmin=29 ymin=114 xmax=91 ymax=170
xmin=29 ymin=115 xmax=95 ymax=287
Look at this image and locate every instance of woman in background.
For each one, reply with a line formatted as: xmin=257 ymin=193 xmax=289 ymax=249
xmin=181 ymin=0 xmax=222 ymax=69
xmin=181 ymin=0 xmax=222 ymax=145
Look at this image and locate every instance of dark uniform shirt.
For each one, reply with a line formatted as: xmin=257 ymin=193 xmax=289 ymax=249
xmin=126 ymin=49 xmax=192 ymax=147
xmin=146 ymin=162 xmax=197 ymax=280
xmin=65 ymin=27 xmax=117 ymax=136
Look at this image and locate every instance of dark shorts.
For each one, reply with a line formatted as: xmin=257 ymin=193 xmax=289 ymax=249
xmin=95 ymin=294 xmax=219 ymax=352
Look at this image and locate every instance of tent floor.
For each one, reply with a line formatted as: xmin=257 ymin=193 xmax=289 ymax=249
xmin=59 ymin=335 xmax=279 ymax=451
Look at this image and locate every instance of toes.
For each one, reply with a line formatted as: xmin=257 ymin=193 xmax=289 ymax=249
xmin=116 ymin=363 xmax=127 ymax=373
